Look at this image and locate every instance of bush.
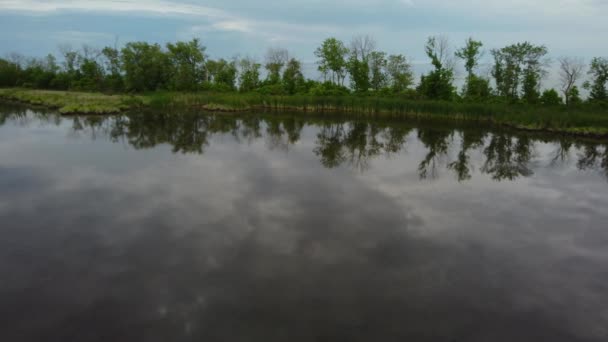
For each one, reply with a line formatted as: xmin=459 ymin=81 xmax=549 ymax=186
xmin=309 ymin=82 xmax=351 ymax=96
xmin=256 ymin=83 xmax=287 ymax=96
xmin=540 ymin=89 xmax=563 ymax=106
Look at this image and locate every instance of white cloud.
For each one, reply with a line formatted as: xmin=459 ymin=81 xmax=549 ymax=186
xmin=211 ymin=20 xmax=253 ymax=33
xmin=0 ymin=0 xmax=344 ymax=44
xmin=1 ymin=0 xmax=607 ymax=62
xmin=0 ymin=0 xmax=227 ymax=18
xmin=406 ymin=0 xmax=606 ymax=16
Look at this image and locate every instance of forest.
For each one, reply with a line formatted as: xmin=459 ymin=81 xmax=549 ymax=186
xmin=0 ymin=35 xmax=607 ymax=107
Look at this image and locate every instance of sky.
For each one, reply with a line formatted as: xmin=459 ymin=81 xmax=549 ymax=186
xmin=0 ymin=0 xmax=607 ymax=85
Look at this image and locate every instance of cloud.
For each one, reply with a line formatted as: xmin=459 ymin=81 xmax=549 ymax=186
xmin=406 ymin=0 xmax=606 ymax=16
xmin=1 ymin=0 xmax=607 ymax=66
xmin=0 ymin=0 xmax=349 ymax=44
xmin=0 ymin=0 xmax=227 ymax=18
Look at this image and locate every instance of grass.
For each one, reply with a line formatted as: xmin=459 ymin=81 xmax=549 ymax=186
xmin=147 ymin=92 xmax=608 ymax=137
xmin=0 ymin=88 xmax=147 ymax=114
xmin=2 ymin=88 xmax=608 ymax=138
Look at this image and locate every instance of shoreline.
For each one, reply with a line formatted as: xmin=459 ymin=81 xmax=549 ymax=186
xmin=2 ymin=88 xmax=608 ymax=140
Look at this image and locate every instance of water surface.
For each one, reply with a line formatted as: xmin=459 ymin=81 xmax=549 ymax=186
xmin=1 ymin=104 xmax=608 ymax=341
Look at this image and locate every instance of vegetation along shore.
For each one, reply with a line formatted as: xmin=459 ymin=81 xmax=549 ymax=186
xmin=1 ymin=35 xmax=607 ymax=137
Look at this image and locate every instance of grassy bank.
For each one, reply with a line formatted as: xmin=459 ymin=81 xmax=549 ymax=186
xmin=144 ymin=92 xmax=608 ymax=137
xmin=0 ymin=88 xmax=147 ymax=114
xmin=2 ymin=88 xmax=608 ymax=138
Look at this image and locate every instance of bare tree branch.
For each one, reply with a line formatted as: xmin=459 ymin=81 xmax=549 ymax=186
xmin=558 ymin=57 xmax=585 ymax=105
xmin=350 ymin=35 xmax=376 ymax=60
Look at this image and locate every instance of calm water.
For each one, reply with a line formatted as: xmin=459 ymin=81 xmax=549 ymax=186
xmin=1 ymin=104 xmax=608 ymax=342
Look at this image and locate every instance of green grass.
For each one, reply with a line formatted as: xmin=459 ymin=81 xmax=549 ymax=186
xmin=2 ymin=88 xmax=608 ymax=138
xmin=146 ymin=92 xmax=608 ymax=137
xmin=0 ymin=88 xmax=147 ymax=114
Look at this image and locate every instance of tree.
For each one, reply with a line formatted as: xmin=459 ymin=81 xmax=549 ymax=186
xmin=315 ymin=38 xmax=349 ymax=85
xmin=76 ymin=57 xmax=104 ymax=91
xmin=368 ymin=51 xmax=387 ymax=91
xmin=121 ymin=42 xmax=170 ymax=92
xmin=0 ymin=58 xmax=21 ymax=87
xmin=455 ymin=38 xmax=489 ymax=100
xmin=491 ymin=42 xmax=548 ymax=102
xmin=418 ymin=36 xmax=455 ymax=100
xmin=463 ymin=75 xmax=492 ymax=101
xmin=264 ymin=48 xmax=289 ymax=84
xmin=18 ymin=54 xmax=62 ymax=89
xmin=558 ymin=57 xmax=585 ymax=106
xmin=350 ymin=35 xmax=376 ymax=61
xmin=540 ymin=89 xmax=562 ymax=106
xmin=455 ymin=38 xmax=483 ymax=78
xmin=519 ymin=43 xmax=548 ymax=103
xmin=522 ymin=69 xmax=541 ymax=104
xmin=59 ymin=45 xmax=80 ymax=76
xmin=586 ymin=57 xmax=608 ymax=102
xmin=207 ymin=58 xmax=238 ymax=90
xmin=166 ymin=39 xmax=206 ymax=91
xmin=427 ymin=35 xmax=455 ymax=71
xmin=347 ymin=53 xmax=370 ymax=93
xmin=101 ymin=46 xmax=124 ymax=92
xmin=238 ymin=57 xmax=261 ymax=92
xmin=346 ymin=35 xmax=377 ymax=93
xmin=386 ymin=54 xmax=413 ymax=93
xmin=568 ymin=85 xmax=582 ymax=105
xmin=282 ymin=58 xmax=305 ymax=95
xmin=69 ymin=45 xmax=105 ymax=91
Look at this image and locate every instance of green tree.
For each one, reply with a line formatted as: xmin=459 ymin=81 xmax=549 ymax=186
xmin=418 ymin=36 xmax=455 ymax=100
xmin=0 ymin=58 xmax=21 ymax=87
xmin=386 ymin=54 xmax=413 ymax=93
xmin=568 ymin=85 xmax=582 ymax=105
xmin=455 ymin=38 xmax=483 ymax=78
xmin=21 ymin=55 xmax=60 ymax=89
xmin=101 ymin=46 xmax=124 ymax=92
xmin=282 ymin=58 xmax=305 ymax=95
xmin=121 ymin=42 xmax=170 ymax=92
xmin=491 ymin=42 xmax=548 ymax=102
xmin=315 ymin=38 xmax=349 ymax=85
xmin=238 ymin=57 xmax=261 ymax=92
xmin=166 ymin=39 xmax=206 ymax=91
xmin=347 ymin=54 xmax=370 ymax=93
xmin=540 ymin=89 xmax=562 ymax=106
xmin=264 ymin=48 xmax=289 ymax=85
xmin=586 ymin=57 xmax=608 ymax=102
xmin=59 ymin=46 xmax=80 ymax=78
xmin=455 ymin=38 xmax=488 ymax=100
xmin=522 ymin=70 xmax=541 ymax=104
xmin=207 ymin=58 xmax=238 ymax=91
xmin=464 ymin=75 xmax=492 ymax=101
xmin=368 ymin=51 xmax=387 ymax=91
xmin=75 ymin=58 xmax=104 ymax=91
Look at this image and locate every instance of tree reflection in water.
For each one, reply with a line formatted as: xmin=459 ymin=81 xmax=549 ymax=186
xmin=2 ymin=109 xmax=607 ymax=182
xmin=481 ymin=134 xmax=534 ymax=181
xmin=577 ymin=142 xmax=608 ymax=179
xmin=447 ymin=130 xmax=486 ymax=182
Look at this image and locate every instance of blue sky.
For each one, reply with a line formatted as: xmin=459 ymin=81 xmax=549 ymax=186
xmin=1 ymin=0 xmax=607 ymax=85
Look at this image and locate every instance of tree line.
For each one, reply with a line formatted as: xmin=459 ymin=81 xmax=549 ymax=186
xmin=0 ymin=36 xmax=607 ymax=106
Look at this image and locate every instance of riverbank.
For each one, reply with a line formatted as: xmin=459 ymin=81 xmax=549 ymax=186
xmin=0 ymin=89 xmax=148 ymax=114
xmin=2 ymin=88 xmax=608 ymax=138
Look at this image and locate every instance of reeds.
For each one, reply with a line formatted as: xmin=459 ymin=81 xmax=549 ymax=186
xmin=2 ymin=88 xmax=608 ymax=136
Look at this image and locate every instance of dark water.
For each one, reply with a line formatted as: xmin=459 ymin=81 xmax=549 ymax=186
xmin=1 ymin=104 xmax=608 ymax=342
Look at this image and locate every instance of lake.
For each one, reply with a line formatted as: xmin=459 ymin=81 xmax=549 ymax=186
xmin=1 ymin=103 xmax=608 ymax=341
